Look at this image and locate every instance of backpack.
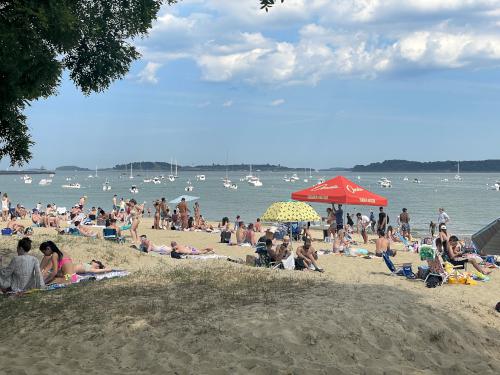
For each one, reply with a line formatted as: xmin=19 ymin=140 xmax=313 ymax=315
xmin=220 ymin=231 xmax=231 ymax=243
xmin=425 ymin=274 xmax=443 ymax=288
xmin=1 ymin=228 xmax=13 ymax=236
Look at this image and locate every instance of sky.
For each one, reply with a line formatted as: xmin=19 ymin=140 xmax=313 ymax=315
xmin=7 ymin=0 xmax=500 ymax=170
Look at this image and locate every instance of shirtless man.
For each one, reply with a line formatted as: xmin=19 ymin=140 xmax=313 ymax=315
xmin=153 ymin=200 xmax=161 ymax=230
xmin=112 ymin=195 xmax=118 ymax=211
xmin=270 ymin=236 xmax=292 ymax=262
xmin=236 ymin=221 xmax=246 ymax=245
xmin=399 ymin=208 xmax=411 ymax=240
xmin=176 ymin=198 xmax=190 ymax=230
xmin=74 ymin=221 xmax=99 ymax=238
xmin=160 ymin=197 xmax=169 ymax=229
xmin=375 ymin=229 xmax=396 ymax=257
xmin=296 ymin=239 xmax=324 ymax=272
xmin=170 ymin=241 xmax=214 ymax=255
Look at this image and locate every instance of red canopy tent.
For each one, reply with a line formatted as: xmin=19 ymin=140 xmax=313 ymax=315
xmin=291 ymin=176 xmax=388 ymax=206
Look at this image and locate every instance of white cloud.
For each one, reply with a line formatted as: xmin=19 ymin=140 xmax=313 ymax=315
xmin=270 ymin=99 xmax=285 ymax=106
xmin=134 ymin=1 xmax=500 ymax=85
xmin=223 ymin=100 xmax=233 ymax=107
xmin=198 ymin=101 xmax=211 ymax=108
xmin=137 ymin=62 xmax=162 ymax=84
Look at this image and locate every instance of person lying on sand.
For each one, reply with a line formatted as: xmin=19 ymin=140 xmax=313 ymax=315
xmin=73 ymin=260 xmax=112 ymax=274
xmin=137 ymin=235 xmax=172 ymax=254
xmin=39 ymin=241 xmax=78 ymax=284
xmin=0 ymin=238 xmax=45 ymax=293
xmin=170 ymin=241 xmax=214 ymax=255
xmin=6 ymin=217 xmax=25 ymax=234
xmin=375 ymin=230 xmax=396 ymax=257
xmin=74 ymin=221 xmax=99 ymax=238
xmin=296 ymin=239 xmax=324 ymax=272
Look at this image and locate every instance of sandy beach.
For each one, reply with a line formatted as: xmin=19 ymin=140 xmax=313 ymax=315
xmin=0 ymin=218 xmax=499 ymax=374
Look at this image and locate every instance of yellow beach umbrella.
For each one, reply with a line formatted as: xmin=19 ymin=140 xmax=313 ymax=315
xmin=261 ymin=201 xmax=321 ymax=223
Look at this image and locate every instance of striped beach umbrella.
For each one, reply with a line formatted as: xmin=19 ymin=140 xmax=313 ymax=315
xmin=261 ymin=201 xmax=321 ymax=223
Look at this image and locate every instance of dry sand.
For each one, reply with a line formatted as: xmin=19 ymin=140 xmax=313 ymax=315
xmin=0 ymin=218 xmax=499 ymax=374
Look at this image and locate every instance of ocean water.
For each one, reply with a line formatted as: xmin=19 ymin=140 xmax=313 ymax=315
xmin=1 ymin=171 xmax=499 ymax=236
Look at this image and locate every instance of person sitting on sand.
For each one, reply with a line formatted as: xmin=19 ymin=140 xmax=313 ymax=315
xmin=444 ymin=236 xmax=491 ymax=275
xmin=15 ymin=204 xmax=27 ymax=219
xmin=236 ymin=221 xmax=246 ymax=245
xmin=270 ymin=236 xmax=292 ymax=262
xmin=138 ymin=235 xmax=172 ymax=254
xmin=73 ymin=260 xmax=112 ymax=274
xmin=244 ymin=223 xmax=257 ymax=246
xmin=386 ymin=226 xmax=400 ymax=243
xmin=170 ymin=241 xmax=214 ymax=255
xmin=332 ymin=230 xmax=350 ymax=253
xmin=106 ymin=218 xmax=122 ymax=237
xmin=39 ymin=241 xmax=77 ymax=284
xmin=44 ymin=204 xmax=60 ymax=228
xmin=0 ymin=238 xmax=45 ymax=293
xmin=296 ymin=239 xmax=324 ymax=272
xmin=375 ymin=230 xmax=396 ymax=257
xmin=31 ymin=210 xmax=42 ymax=227
xmin=6 ymin=217 xmax=25 ymax=234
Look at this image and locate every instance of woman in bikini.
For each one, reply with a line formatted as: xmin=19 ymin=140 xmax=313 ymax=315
xmin=170 ymin=241 xmax=214 ymax=255
xmin=39 ymin=241 xmax=77 ymax=284
xmin=73 ymin=260 xmax=112 ymax=274
xmin=128 ymin=199 xmax=144 ymax=244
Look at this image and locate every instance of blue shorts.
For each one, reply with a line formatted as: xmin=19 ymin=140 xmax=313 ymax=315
xmin=401 ymin=223 xmax=410 ymax=232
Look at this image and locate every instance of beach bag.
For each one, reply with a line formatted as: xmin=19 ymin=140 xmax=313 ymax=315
xmin=425 ymin=274 xmax=443 ymax=288
xmin=1 ymin=228 xmax=12 ymax=236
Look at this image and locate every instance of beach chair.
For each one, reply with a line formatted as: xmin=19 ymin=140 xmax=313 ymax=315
xmin=103 ymin=228 xmax=124 ymax=244
xmin=395 ymin=232 xmax=411 ymax=249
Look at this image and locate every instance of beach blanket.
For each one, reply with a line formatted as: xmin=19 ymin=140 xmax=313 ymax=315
xmin=183 ymin=254 xmax=228 ymax=261
xmin=45 ymin=271 xmax=130 ymax=291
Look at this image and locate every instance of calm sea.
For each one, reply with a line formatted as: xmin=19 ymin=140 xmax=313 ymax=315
xmin=1 ymin=171 xmax=499 ymax=237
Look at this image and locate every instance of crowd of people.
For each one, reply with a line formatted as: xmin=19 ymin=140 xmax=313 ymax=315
xmin=0 ymin=188 xmax=497 ymax=295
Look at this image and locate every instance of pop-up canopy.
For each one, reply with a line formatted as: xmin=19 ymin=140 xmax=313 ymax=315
xmin=291 ymin=176 xmax=388 ymax=207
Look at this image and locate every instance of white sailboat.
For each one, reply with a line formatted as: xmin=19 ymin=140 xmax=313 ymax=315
xmin=455 ymin=161 xmax=462 ymax=181
xmin=303 ymin=168 xmax=309 ymax=183
xmin=152 ymin=176 xmax=161 ymax=184
xmin=129 ymin=163 xmax=134 ymax=179
xmin=168 ymin=158 xmax=175 ymax=182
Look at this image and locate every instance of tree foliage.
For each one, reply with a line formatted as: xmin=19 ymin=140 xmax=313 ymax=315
xmin=259 ymin=0 xmax=285 ymax=12
xmin=0 ymin=0 xmax=281 ymax=166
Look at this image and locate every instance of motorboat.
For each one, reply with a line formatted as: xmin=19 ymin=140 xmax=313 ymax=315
xmin=168 ymin=175 xmax=175 ymax=182
xmin=196 ymin=174 xmax=206 ymax=181
xmin=248 ymin=176 xmax=263 ymax=187
xmin=39 ymin=178 xmax=52 ymax=186
xmin=62 ymin=183 xmax=81 ymax=189
xmin=130 ymin=185 xmax=139 ymax=194
xmin=380 ymin=180 xmax=392 ymax=188
xmin=441 ymin=178 xmax=449 ymax=182
xmin=403 ymin=176 xmax=409 ymax=181
xmin=152 ymin=177 xmax=161 ymax=184
xmin=283 ymin=175 xmax=291 ymax=182
xmin=378 ymin=177 xmax=392 ymax=187
xmin=102 ymin=180 xmax=111 ymax=191
xmin=290 ymin=173 xmax=300 ymax=182
xmin=65 ymin=177 xmax=72 ymax=181
xmin=24 ymin=176 xmax=33 ymax=184
xmin=413 ymin=178 xmax=421 ymax=184
xmin=49 ymin=173 xmax=55 ymax=178
xmin=494 ymin=181 xmax=500 ymax=191
xmin=143 ymin=178 xmax=152 ymax=183
xmin=229 ymin=183 xmax=238 ymax=190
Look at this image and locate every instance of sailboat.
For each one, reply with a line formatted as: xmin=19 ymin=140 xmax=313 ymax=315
xmin=174 ymin=159 xmax=178 ymax=179
xmin=168 ymin=158 xmax=175 ymax=182
xmin=454 ymin=161 xmax=462 ymax=181
xmin=129 ymin=163 xmax=134 ymax=179
xmin=303 ymin=168 xmax=309 ymax=183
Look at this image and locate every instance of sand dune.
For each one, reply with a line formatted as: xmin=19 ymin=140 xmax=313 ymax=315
xmin=0 ymin=219 xmax=499 ymax=374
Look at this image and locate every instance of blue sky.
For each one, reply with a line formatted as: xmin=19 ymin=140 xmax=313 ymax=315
xmin=7 ymin=0 xmax=500 ymax=170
